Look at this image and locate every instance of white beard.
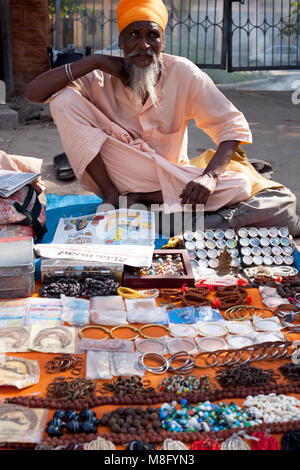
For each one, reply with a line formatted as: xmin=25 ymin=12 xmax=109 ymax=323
xmin=125 ymin=56 xmax=161 ymax=108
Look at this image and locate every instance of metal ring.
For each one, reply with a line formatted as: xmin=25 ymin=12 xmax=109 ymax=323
xmin=138 ymin=353 xmax=169 ymax=374
xmin=220 ymin=349 xmax=241 ymax=366
xmin=168 ymin=351 xmax=191 ymax=371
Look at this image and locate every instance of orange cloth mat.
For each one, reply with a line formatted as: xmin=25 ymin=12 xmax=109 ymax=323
xmin=1 ymin=285 xmax=299 ymax=449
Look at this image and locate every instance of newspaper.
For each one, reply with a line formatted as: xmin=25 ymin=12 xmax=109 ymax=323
xmin=36 ymin=209 xmax=156 ymax=267
xmin=0 ymin=170 xmax=40 ymax=197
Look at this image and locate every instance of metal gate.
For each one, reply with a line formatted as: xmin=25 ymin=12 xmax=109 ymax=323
xmin=50 ymin=0 xmax=300 ymax=71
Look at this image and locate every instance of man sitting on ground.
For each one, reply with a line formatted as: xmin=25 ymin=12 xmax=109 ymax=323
xmin=25 ymin=0 xmax=300 ymax=236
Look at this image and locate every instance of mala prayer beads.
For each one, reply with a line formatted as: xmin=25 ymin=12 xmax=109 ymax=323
xmin=99 ymin=406 xmax=162 ymax=435
xmin=279 ymin=363 xmax=300 ymax=381
xmin=160 ymin=400 xmax=260 ymax=433
xmin=40 ymin=275 xmax=119 ymax=298
xmin=214 ymin=285 xmax=249 ymax=309
xmin=215 ymin=365 xmax=280 ymax=388
xmin=281 ymin=429 xmax=300 ymax=450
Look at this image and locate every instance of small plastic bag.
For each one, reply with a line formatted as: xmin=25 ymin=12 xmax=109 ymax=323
xmin=126 ymin=306 xmax=168 ymax=324
xmin=61 ymin=295 xmax=90 ymax=326
xmin=135 ymin=336 xmax=168 ymax=355
xmin=259 ymin=286 xmax=290 ymax=308
xmin=195 ymin=306 xmax=223 ymax=322
xmin=80 ymin=338 xmax=134 ymax=352
xmin=0 ymin=326 xmax=31 ymax=353
xmin=91 ymin=296 xmax=127 ymax=326
xmin=167 ymin=306 xmax=197 ymax=324
xmin=0 ymin=355 xmax=40 ymax=389
xmin=109 ymin=351 xmax=144 ymax=377
xmin=0 ymin=404 xmax=48 ymax=444
xmin=86 ymin=350 xmax=112 ymax=379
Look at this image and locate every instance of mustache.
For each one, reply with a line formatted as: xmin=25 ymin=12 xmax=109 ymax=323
xmin=127 ymin=49 xmax=155 ymax=58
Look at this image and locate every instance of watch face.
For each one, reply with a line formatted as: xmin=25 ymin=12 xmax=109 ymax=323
xmin=197 ymin=249 xmax=208 ymax=259
xmin=205 ymin=230 xmax=215 ymax=240
xmin=188 ymin=250 xmax=197 ymax=259
xmin=268 ymin=227 xmax=279 ymax=237
xmin=208 ymin=258 xmax=219 ymax=268
xmin=284 ymin=255 xmax=294 ymax=265
xmin=262 ymin=246 xmax=272 ymax=256
xmin=207 ymin=249 xmax=218 ymax=259
xmin=215 ymin=230 xmax=225 ymax=239
xmin=260 ymin=237 xmax=270 ymax=246
xmin=263 ymin=256 xmax=274 ymax=266
xmin=226 ymin=239 xmax=237 ymax=249
xmin=229 ymin=248 xmax=239 ymax=257
xmin=198 ymin=259 xmax=209 ymax=268
xmin=258 ymin=228 xmax=269 ymax=237
xmin=243 ymin=256 xmax=253 ymax=265
xmin=248 ymin=227 xmax=259 ymax=237
xmin=252 ymin=247 xmax=262 ymax=256
xmin=272 ymin=246 xmax=282 ymax=256
xmin=241 ymin=246 xmax=252 ymax=256
xmin=281 ymin=237 xmax=290 ymax=246
xmin=184 ymin=231 xmax=194 ymax=241
xmin=278 ymin=227 xmax=289 ymax=237
xmin=238 ymin=228 xmax=249 ymax=238
xmin=194 ymin=230 xmax=205 ymax=240
xmin=240 ymin=237 xmax=250 ymax=247
xmin=250 ymin=237 xmax=260 ymax=247
xmin=216 ymin=239 xmax=226 ymax=249
xmin=253 ymin=255 xmax=263 ymax=265
xmin=282 ymin=246 xmax=293 ymax=256
xmin=185 ymin=240 xmax=196 ymax=251
xmin=205 ymin=239 xmax=216 ymax=250
xmin=225 ymin=229 xmax=235 ymax=239
xmin=270 ymin=237 xmax=280 ymax=246
xmin=274 ymin=255 xmax=284 ymax=265
xmin=195 ymin=240 xmax=205 ymax=250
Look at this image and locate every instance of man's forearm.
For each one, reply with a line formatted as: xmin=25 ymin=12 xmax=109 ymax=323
xmin=203 ymin=140 xmax=240 ymax=179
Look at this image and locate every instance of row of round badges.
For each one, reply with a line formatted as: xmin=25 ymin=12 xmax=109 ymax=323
xmin=183 ymin=229 xmax=239 ymax=269
xmin=237 ymin=226 xmax=293 ymax=266
xmin=183 ymin=227 xmax=294 ymax=269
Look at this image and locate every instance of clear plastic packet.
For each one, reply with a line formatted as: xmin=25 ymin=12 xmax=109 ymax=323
xmin=254 ymin=331 xmax=285 ymax=343
xmin=135 ymin=336 xmax=168 ymax=354
xmin=0 ymin=404 xmax=48 ymax=444
xmin=29 ymin=324 xmax=77 ymax=354
xmin=226 ymin=333 xmax=256 ymax=349
xmin=0 ymin=299 xmax=29 ymax=327
xmin=259 ymin=286 xmax=290 ymax=308
xmin=86 ymin=350 xmax=112 ymax=380
xmin=61 ymin=295 xmax=90 ymax=326
xmin=26 ymin=298 xmax=63 ymax=326
xmin=109 ymin=351 xmax=144 ymax=377
xmin=125 ymin=297 xmax=157 ymax=311
xmin=167 ymin=306 xmax=197 ymax=324
xmin=195 ymin=306 xmax=223 ymax=322
xmin=90 ymin=296 xmax=127 ymax=325
xmin=126 ymin=306 xmax=168 ymax=324
xmin=252 ymin=315 xmax=283 ymax=332
xmin=0 ymin=355 xmax=40 ymax=389
xmin=80 ymin=338 xmax=134 ymax=352
xmin=169 ymin=323 xmax=198 ymax=337
xmin=0 ymin=326 xmax=31 ymax=353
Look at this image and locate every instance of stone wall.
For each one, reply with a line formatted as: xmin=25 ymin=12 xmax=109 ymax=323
xmin=10 ymin=0 xmax=49 ymax=95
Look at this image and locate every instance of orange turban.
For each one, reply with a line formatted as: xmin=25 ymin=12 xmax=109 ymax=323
xmin=116 ymin=0 xmax=168 ymax=34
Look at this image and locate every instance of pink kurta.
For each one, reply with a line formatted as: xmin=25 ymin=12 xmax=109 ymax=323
xmin=48 ymin=53 xmax=253 ymax=213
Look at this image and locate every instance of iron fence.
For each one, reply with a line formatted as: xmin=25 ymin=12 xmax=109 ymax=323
xmin=49 ymin=0 xmax=300 ymax=71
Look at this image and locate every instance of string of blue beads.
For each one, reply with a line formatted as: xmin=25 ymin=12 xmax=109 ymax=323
xmin=160 ymin=399 xmax=261 ymax=433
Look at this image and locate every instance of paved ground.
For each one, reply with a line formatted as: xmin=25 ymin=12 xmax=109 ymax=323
xmin=1 ymin=89 xmax=299 ymax=210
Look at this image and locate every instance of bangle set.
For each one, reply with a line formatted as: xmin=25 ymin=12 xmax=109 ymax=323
xmin=138 ymin=351 xmax=195 ymax=374
xmin=79 ymin=324 xmax=170 ymax=341
xmin=64 ymin=63 xmax=74 ymax=82
xmin=223 ymin=305 xmax=273 ymax=321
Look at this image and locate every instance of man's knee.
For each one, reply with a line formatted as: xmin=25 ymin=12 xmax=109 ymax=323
xmin=49 ymin=87 xmax=80 ymax=115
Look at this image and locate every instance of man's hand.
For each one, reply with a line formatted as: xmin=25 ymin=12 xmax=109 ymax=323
xmin=96 ymin=55 xmax=130 ymax=87
xmin=179 ymin=173 xmax=217 ymax=209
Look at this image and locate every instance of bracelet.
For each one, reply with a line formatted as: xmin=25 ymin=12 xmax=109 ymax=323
xmin=110 ymin=325 xmax=139 ymax=341
xmin=64 ymin=63 xmax=74 ymax=82
xmin=139 ymin=324 xmax=170 ymax=339
xmin=78 ymin=325 xmax=110 ymax=340
xmin=168 ymin=352 xmax=194 ymax=373
xmin=138 ymin=353 xmax=169 ymax=374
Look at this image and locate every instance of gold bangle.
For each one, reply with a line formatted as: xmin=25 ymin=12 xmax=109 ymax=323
xmin=78 ymin=325 xmax=110 ymax=339
xmin=139 ymin=324 xmax=170 ymax=339
xmin=117 ymin=287 xmax=143 ymax=299
xmin=110 ymin=324 xmax=140 ymax=341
